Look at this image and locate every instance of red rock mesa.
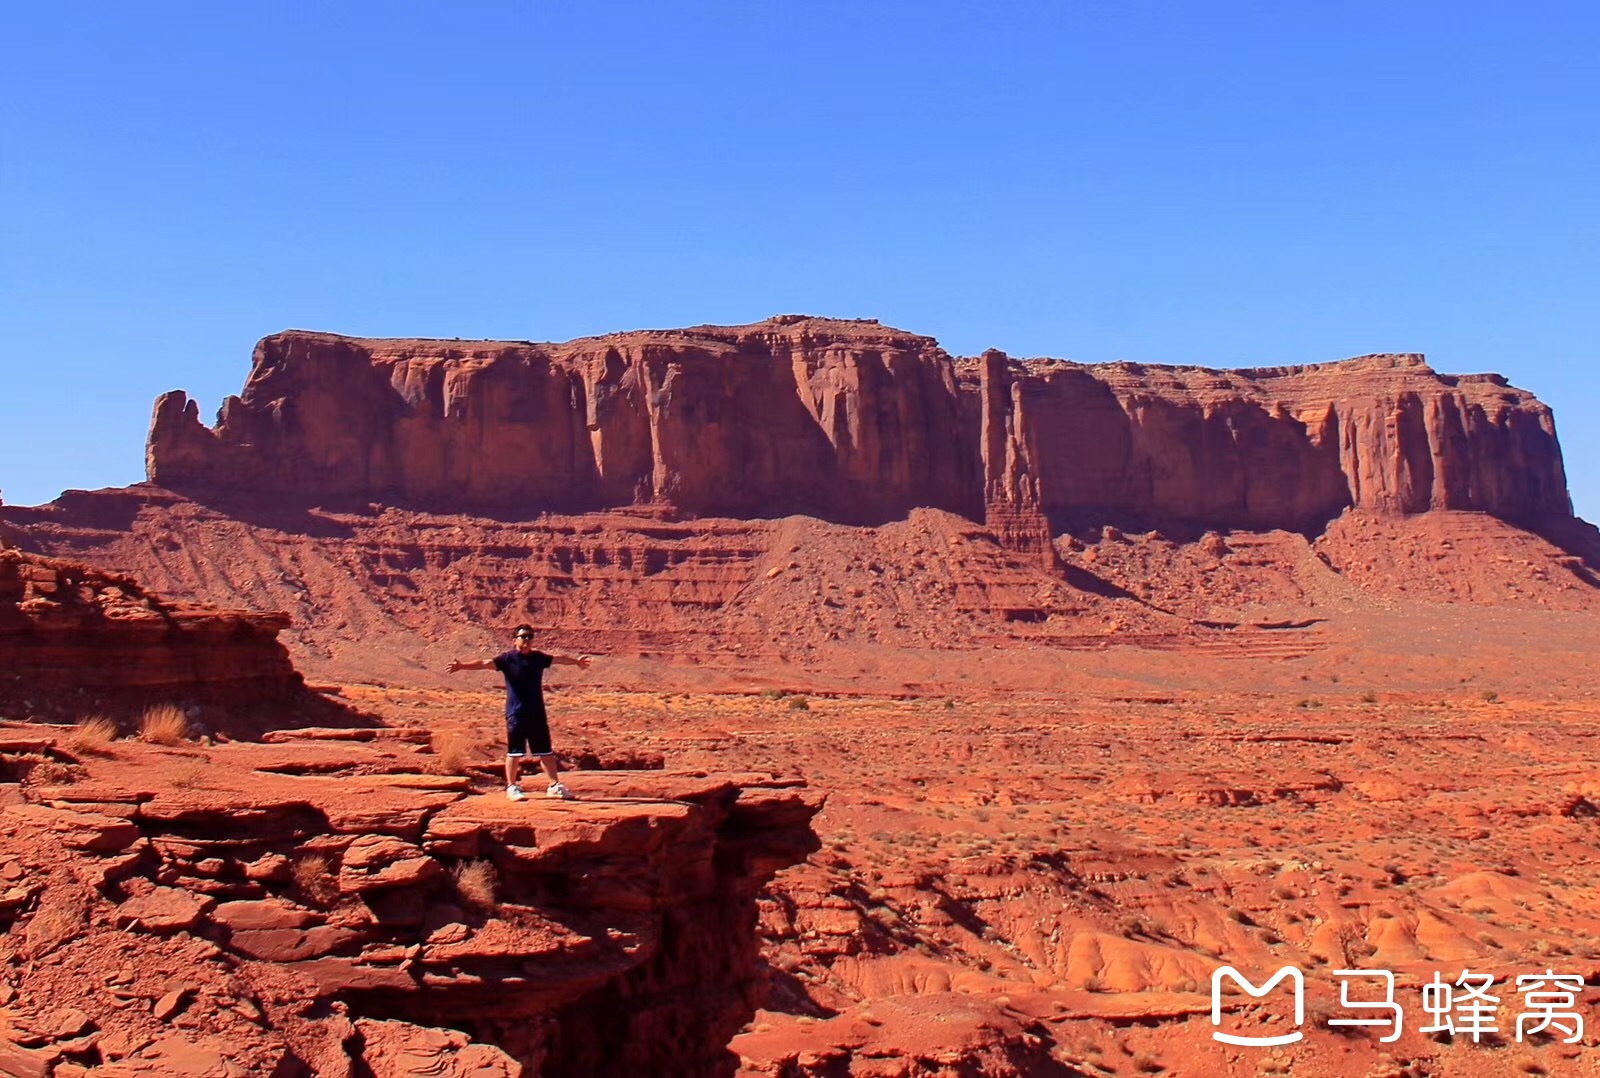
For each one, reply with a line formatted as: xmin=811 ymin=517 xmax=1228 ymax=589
xmin=145 ymin=317 xmax=1573 ymax=545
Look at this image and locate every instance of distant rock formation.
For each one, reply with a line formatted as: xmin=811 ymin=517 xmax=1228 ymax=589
xmin=146 ymin=317 xmax=1573 ymax=539
xmin=0 ymin=548 xmax=312 ymax=723
xmin=147 ymin=318 xmax=979 ymax=526
xmin=973 ymin=348 xmax=1571 ymax=536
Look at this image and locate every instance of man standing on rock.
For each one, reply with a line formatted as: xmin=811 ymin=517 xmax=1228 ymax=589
xmin=447 ymin=624 xmax=592 ymax=801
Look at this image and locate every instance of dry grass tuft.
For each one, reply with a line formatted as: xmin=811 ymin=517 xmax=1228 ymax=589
xmin=292 ymin=853 xmax=339 ymax=905
xmin=68 ymin=714 xmax=120 ymax=756
xmin=429 ymin=730 xmax=472 ymax=776
xmin=139 ymin=703 xmax=189 ymax=745
xmin=453 ymin=859 xmax=498 ymax=911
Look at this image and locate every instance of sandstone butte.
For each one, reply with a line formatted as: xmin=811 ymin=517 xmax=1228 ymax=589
xmin=144 ymin=317 xmax=1574 ymax=543
xmin=2 ymin=315 xmax=1600 ymax=1077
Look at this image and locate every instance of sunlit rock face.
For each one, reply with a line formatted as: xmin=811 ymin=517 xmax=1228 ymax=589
xmin=145 ymin=318 xmax=1574 ymax=540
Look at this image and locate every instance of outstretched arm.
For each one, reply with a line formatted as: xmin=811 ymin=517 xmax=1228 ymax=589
xmin=550 ymin=653 xmax=593 ymax=670
xmin=446 ymin=657 xmax=498 ymax=673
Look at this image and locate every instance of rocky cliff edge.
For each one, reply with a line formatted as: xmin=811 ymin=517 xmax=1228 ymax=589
xmin=0 ymin=724 xmax=821 ymax=1076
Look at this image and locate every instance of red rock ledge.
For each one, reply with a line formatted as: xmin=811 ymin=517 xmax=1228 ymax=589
xmin=0 ymin=724 xmax=822 ymax=1076
xmin=0 ymin=548 xmax=316 ymax=727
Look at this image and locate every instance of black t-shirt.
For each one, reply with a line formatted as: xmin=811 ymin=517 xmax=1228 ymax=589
xmin=494 ymin=649 xmax=553 ymax=718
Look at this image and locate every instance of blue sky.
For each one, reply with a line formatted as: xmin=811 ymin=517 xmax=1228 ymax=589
xmin=3 ymin=2 xmax=1597 ymax=519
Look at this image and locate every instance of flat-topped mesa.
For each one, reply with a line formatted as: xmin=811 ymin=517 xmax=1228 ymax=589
xmin=973 ymin=349 xmax=1570 ymax=535
xmin=147 ymin=318 xmax=1574 ymax=538
xmin=149 ymin=317 xmax=979 ymax=525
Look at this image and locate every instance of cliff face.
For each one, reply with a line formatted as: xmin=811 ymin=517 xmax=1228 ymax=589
xmin=146 ymin=318 xmax=1574 ymax=537
xmin=973 ymin=350 xmax=1571 ymax=534
xmin=149 ymin=318 xmax=980 ymax=525
xmin=0 ymin=725 xmax=821 ymax=1075
xmin=0 ymin=547 xmax=315 ymax=723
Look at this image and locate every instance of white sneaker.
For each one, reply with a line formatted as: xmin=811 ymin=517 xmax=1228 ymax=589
xmin=505 ymin=785 xmax=526 ymax=802
xmin=546 ymin=781 xmax=574 ymax=800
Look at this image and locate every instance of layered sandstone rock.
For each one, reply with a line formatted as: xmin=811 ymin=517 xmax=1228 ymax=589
xmin=148 ymin=318 xmax=980 ymax=525
xmin=3 ymin=492 xmax=1196 ymax=688
xmin=0 ymin=723 xmax=822 ymax=1075
xmin=972 ymin=351 xmax=1571 ymax=534
xmin=0 ymin=548 xmax=311 ymax=722
xmin=145 ymin=318 xmax=1575 ymax=539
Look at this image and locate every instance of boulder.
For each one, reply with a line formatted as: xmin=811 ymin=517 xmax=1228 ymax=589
xmin=337 ymin=834 xmax=442 ymax=893
xmin=115 ymin=886 xmax=214 ymax=933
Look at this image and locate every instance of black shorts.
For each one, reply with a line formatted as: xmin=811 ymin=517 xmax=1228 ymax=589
xmin=505 ymin=709 xmax=552 ymax=757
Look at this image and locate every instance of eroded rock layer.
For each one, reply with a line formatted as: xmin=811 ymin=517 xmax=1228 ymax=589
xmin=974 ymin=349 xmax=1570 ymax=534
xmin=5 ymin=490 xmax=1203 ymax=686
xmin=0 ymin=724 xmax=821 ymax=1076
xmin=148 ymin=318 xmax=979 ymax=526
xmin=0 ymin=547 xmax=310 ymax=722
xmin=145 ymin=317 xmax=1574 ymax=537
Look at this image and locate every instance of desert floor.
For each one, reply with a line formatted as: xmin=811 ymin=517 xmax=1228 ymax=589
xmin=318 ymin=604 xmax=1600 ymax=1077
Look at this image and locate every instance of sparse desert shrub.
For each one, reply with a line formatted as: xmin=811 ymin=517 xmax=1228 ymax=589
xmin=292 ymin=854 xmax=338 ymax=906
xmin=68 ymin=715 xmax=120 ymax=756
xmin=1360 ymin=691 xmax=1378 ymax=704
xmin=139 ymin=703 xmax=188 ymax=745
xmin=429 ymin=730 xmax=471 ymax=776
xmin=1344 ymin=937 xmax=1377 ymax=960
xmin=1117 ymin=916 xmax=1148 ymax=939
xmin=787 ymin=696 xmax=810 ymax=711
xmin=453 ymin=860 xmax=498 ymax=911
xmin=943 ymin=699 xmax=955 ymax=711
xmin=1481 ymin=690 xmax=1500 ymax=703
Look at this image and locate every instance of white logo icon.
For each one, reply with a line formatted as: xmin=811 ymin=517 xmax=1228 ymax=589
xmin=1211 ymin=965 xmax=1304 ymax=1046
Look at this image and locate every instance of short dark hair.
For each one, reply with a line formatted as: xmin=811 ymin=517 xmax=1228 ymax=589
xmin=513 ymin=624 xmax=534 ymax=636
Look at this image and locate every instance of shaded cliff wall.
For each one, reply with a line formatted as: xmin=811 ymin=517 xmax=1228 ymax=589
xmin=147 ymin=318 xmax=1574 ymax=537
xmin=0 ymin=548 xmax=312 ymax=720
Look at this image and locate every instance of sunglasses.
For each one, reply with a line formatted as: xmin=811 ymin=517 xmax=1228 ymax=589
xmin=515 ymin=634 xmax=533 ymax=640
